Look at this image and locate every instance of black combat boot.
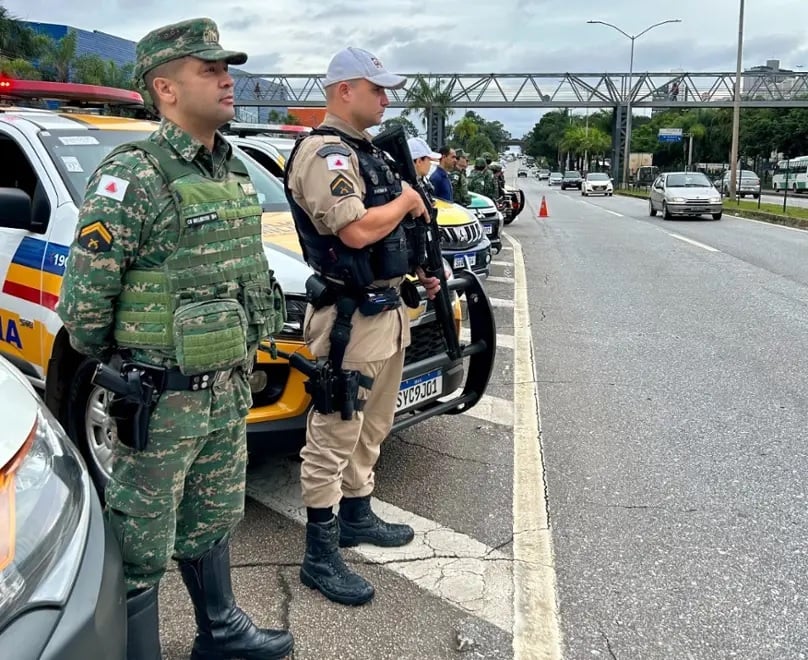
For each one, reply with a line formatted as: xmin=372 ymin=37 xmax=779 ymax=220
xmin=300 ymin=517 xmax=375 ymax=606
xmin=338 ymin=495 xmax=415 ymax=548
xmin=126 ymin=586 xmax=162 ymax=660
xmin=178 ymin=537 xmax=294 ymax=660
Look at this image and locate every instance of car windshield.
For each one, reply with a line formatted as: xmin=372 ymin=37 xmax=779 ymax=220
xmin=564 ymin=171 xmax=581 ymax=178
xmin=666 ymin=173 xmax=712 ymax=188
xmin=39 ymin=129 xmax=288 ymax=211
xmin=586 ymin=173 xmax=610 ymax=181
xmin=550 ymin=172 xmax=562 ymax=177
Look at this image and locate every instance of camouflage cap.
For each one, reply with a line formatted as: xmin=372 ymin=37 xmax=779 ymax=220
xmin=133 ymin=18 xmax=247 ymax=84
xmin=454 ymin=148 xmax=467 ymax=158
xmin=482 ymin=151 xmax=493 ymax=160
xmin=474 ymin=157 xmax=487 ymax=168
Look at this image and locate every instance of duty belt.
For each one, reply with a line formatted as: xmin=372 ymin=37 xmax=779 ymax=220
xmin=120 ymin=361 xmax=234 ymax=393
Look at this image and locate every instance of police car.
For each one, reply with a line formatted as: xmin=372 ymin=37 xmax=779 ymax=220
xmin=0 ymin=80 xmax=496 ymax=489
xmin=0 ymin=355 xmax=125 ymax=657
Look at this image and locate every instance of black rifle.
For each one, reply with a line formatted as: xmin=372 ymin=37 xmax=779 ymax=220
xmin=372 ymin=125 xmax=462 ymax=361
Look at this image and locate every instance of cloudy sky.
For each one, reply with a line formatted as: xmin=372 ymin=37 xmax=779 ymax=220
xmin=5 ymin=0 xmax=807 ymax=137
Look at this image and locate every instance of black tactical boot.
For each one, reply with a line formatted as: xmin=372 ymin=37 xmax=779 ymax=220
xmin=178 ymin=537 xmax=294 ymax=660
xmin=300 ymin=517 xmax=375 ymax=606
xmin=338 ymin=495 xmax=415 ymax=548
xmin=126 ymin=586 xmax=162 ymax=660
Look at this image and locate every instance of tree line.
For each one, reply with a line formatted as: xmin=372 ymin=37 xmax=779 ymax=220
xmin=523 ymin=106 xmax=808 ymax=173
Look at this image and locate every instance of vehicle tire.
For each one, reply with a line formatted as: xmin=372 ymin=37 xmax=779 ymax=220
xmin=739 ymin=193 xmax=745 ymax=198
xmin=712 ymin=212 xmax=723 ymax=220
xmin=648 ymin=199 xmax=657 ymax=217
xmin=503 ymin=215 xmax=516 ymax=225
xmin=793 ymin=183 xmax=798 ymax=192
xmin=67 ymin=358 xmax=115 ymax=498
xmin=753 ymin=193 xmax=759 ymax=199
xmin=608 ymin=192 xmax=613 ymax=197
xmin=581 ymin=190 xmax=586 ymax=196
xmin=662 ymin=202 xmax=672 ymax=220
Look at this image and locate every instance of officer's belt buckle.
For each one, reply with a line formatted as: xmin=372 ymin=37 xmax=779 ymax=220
xmin=213 ymin=369 xmax=232 ymax=390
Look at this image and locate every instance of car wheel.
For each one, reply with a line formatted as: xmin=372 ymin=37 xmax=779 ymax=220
xmin=753 ymin=194 xmax=760 ymax=199
xmin=740 ymin=193 xmax=745 ymax=198
xmin=67 ymin=358 xmax=115 ymax=498
xmin=712 ymin=212 xmax=723 ymax=220
xmin=648 ymin=199 xmax=657 ymax=217
xmin=608 ymin=192 xmax=613 ymax=197
xmin=662 ymin=202 xmax=672 ymax=220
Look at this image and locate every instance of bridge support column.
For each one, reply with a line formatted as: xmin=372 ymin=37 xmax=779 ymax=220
xmin=611 ymin=105 xmax=627 ymax=185
xmin=427 ymin=107 xmax=446 ymax=148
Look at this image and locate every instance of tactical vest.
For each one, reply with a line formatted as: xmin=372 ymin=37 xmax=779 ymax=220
xmin=284 ymin=126 xmax=410 ymax=291
xmin=109 ymin=139 xmax=285 ymax=375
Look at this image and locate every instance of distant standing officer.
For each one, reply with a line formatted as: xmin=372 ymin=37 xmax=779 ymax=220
xmin=285 ymin=47 xmax=440 ymax=606
xmin=450 ymin=148 xmax=472 ymax=206
xmin=57 ymin=18 xmax=293 ymax=660
xmin=468 ymin=156 xmax=497 ymax=198
xmin=428 ymin=145 xmax=456 ymax=201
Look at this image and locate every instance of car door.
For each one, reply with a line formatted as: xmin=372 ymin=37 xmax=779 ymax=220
xmin=650 ymin=176 xmax=664 ymax=208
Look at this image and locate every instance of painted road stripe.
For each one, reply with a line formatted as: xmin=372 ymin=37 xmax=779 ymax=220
xmin=489 ymin=297 xmax=515 ymax=308
xmin=460 ymin=326 xmax=514 ymax=350
xmin=486 ymin=275 xmax=513 ymax=284
xmin=491 ymin=260 xmax=513 ymax=268
xmin=461 ymin=394 xmax=514 ymax=426
xmin=506 ymin=233 xmax=562 ymax=660
xmin=665 ymin=231 xmax=719 ymax=252
xmin=581 ymin=199 xmax=623 ymax=217
xmin=247 ymin=460 xmax=513 ymax=633
xmin=730 ymin=214 xmax=808 ymax=233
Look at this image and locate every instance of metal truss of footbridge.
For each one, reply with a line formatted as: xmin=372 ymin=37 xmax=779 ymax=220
xmin=233 ymin=70 xmax=808 ymax=179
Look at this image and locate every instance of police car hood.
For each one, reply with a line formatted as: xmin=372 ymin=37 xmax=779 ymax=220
xmin=0 ymin=356 xmax=39 ymax=469
xmin=468 ymin=192 xmax=496 ymax=210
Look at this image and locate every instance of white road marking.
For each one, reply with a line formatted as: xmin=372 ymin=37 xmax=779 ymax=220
xmin=665 ymin=231 xmax=719 ymax=252
xmin=729 ymin=213 xmax=808 ymax=233
xmin=461 ymin=394 xmax=514 ymax=426
xmin=491 ymin=260 xmax=514 ymax=268
xmin=246 ymin=460 xmax=513 ymax=633
xmin=506 ymin=233 xmax=563 ymax=659
xmin=489 ymin=297 xmax=515 ymax=308
xmin=498 ymin=245 xmax=514 ymax=251
xmin=460 ymin=327 xmax=514 ymax=350
xmin=485 ymin=275 xmax=513 ymax=284
xmin=580 ymin=199 xmax=623 ymax=217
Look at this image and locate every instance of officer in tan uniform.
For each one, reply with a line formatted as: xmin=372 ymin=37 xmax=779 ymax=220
xmin=284 ymin=47 xmax=440 ymax=606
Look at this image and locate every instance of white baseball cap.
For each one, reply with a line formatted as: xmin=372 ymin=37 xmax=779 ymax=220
xmin=323 ymin=47 xmax=407 ymax=89
xmin=407 ymin=137 xmax=440 ymax=160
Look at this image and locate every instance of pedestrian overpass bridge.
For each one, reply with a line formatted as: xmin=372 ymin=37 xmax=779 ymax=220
xmin=233 ymin=70 xmax=808 ymax=177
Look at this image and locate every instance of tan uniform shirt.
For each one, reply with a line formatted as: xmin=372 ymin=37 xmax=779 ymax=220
xmin=288 ymin=113 xmax=410 ymax=362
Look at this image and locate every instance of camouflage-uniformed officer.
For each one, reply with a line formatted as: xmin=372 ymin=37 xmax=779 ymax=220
xmin=57 ymin=18 xmax=293 ymax=660
xmin=489 ymin=161 xmax=506 ymax=197
xmin=285 ymin=47 xmax=440 ymax=607
xmin=468 ymin=156 xmax=497 ymax=198
xmin=450 ymin=148 xmax=471 ymax=206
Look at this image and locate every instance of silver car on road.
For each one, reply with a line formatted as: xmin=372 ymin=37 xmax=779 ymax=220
xmin=648 ymin=172 xmax=724 ymax=220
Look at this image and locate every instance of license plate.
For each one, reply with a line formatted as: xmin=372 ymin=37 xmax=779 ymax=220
xmin=484 ymin=224 xmax=493 ymax=235
xmin=453 ymin=253 xmax=477 ymax=269
xmin=396 ymin=369 xmax=443 ymax=412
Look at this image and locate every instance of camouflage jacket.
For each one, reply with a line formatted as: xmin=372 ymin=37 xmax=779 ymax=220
xmin=468 ymin=168 xmax=497 ymax=199
xmin=57 ymin=119 xmax=254 ymax=433
xmin=450 ymin=169 xmax=471 ymax=206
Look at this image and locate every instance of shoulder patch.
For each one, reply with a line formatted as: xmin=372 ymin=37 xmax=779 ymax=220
xmin=330 ymin=174 xmax=355 ymax=197
xmin=77 ymin=221 xmax=113 ymax=253
xmin=95 ymin=174 xmax=129 ymax=202
xmin=316 ymin=143 xmax=352 ymax=158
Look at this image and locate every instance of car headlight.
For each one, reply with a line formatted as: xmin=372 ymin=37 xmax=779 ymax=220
xmin=671 ymin=197 xmax=686 ymax=203
xmin=0 ymin=404 xmax=90 ymax=631
xmin=442 ymin=257 xmax=454 ymax=281
xmin=280 ymin=295 xmax=306 ymax=336
xmin=710 ymin=196 xmax=721 ymax=203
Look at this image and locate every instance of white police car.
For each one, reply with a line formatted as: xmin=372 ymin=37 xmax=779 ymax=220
xmin=0 ymin=354 xmax=125 ymax=657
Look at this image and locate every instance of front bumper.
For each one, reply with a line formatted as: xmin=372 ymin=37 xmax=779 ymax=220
xmin=443 ymin=236 xmax=492 ymax=278
xmin=667 ymin=203 xmax=723 ymax=216
xmin=479 ymin=219 xmax=502 ymax=254
xmin=584 ymin=186 xmax=613 ymax=195
xmin=0 ymin=489 xmax=126 ymax=660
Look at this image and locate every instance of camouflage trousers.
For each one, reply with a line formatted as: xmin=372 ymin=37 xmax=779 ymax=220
xmin=105 ymin=400 xmax=248 ymax=593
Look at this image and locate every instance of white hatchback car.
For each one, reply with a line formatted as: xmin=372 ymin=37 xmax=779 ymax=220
xmin=582 ymin=172 xmax=614 ymax=196
xmin=649 ymin=172 xmax=723 ymax=220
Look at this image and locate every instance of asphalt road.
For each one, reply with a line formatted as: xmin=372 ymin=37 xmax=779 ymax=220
xmin=154 ymin=167 xmax=808 ymax=659
xmin=512 ymin=172 xmax=808 ymax=659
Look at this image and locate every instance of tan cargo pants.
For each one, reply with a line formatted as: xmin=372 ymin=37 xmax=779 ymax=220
xmin=300 ymin=349 xmax=405 ymax=508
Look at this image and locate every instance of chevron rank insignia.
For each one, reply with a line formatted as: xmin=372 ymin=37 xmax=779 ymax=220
xmin=77 ymin=221 xmax=113 ymax=252
xmin=329 ymin=174 xmax=355 ymax=197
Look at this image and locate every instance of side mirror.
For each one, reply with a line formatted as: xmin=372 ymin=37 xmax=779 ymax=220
xmin=0 ymin=187 xmax=33 ymax=230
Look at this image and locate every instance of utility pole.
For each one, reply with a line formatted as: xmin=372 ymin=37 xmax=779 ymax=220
xmin=728 ymin=0 xmax=745 ymax=201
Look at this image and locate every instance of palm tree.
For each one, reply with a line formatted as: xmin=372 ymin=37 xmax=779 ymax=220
xmin=401 ymin=75 xmax=454 ymax=145
xmin=0 ymin=7 xmax=41 ymax=61
xmin=40 ymin=29 xmax=77 ymax=82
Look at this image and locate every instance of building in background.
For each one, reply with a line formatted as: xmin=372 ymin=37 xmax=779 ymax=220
xmin=23 ymin=21 xmax=286 ymax=121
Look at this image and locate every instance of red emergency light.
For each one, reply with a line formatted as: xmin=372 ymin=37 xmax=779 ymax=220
xmin=0 ymin=78 xmax=143 ymax=106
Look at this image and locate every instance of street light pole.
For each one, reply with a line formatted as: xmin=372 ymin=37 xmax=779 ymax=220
xmin=728 ymin=0 xmax=745 ymax=202
xmin=588 ymin=19 xmax=682 ymax=188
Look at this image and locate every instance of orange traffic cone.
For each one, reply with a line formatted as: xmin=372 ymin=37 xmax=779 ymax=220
xmin=538 ymin=196 xmax=549 ymax=218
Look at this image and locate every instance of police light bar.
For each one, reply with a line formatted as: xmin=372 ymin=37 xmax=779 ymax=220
xmin=0 ymin=78 xmax=143 ymax=106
